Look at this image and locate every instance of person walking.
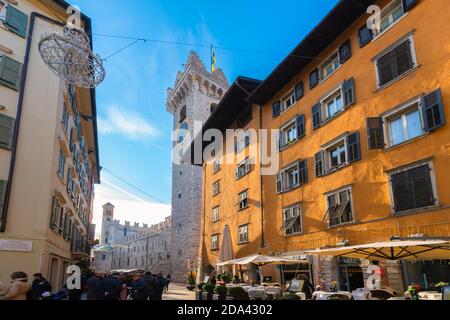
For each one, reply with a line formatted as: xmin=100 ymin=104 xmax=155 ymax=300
xmin=143 ymin=272 xmax=159 ymax=301
xmin=86 ymin=272 xmax=105 ymax=300
xmin=156 ymin=273 xmax=166 ymax=300
xmin=103 ymin=273 xmax=122 ymax=300
xmin=29 ymin=273 xmax=52 ymax=300
xmin=0 ymin=272 xmax=31 ymax=301
xmin=165 ymin=274 xmax=171 ymax=293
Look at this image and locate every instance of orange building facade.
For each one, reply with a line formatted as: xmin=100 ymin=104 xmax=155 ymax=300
xmin=197 ymin=0 xmax=450 ymax=292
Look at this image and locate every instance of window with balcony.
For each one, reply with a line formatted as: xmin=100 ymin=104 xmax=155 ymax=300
xmin=238 ymin=190 xmax=249 ymax=211
xmin=238 ymin=225 xmax=249 ymax=244
xmin=282 ymin=205 xmax=302 ymax=236
xmin=390 ymin=161 xmax=437 ymax=214
xmin=324 ymin=187 xmax=354 ymax=227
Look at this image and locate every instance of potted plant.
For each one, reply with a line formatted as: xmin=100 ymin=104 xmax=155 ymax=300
xmin=186 ymin=272 xmax=196 ymax=291
xmin=227 ymin=286 xmax=249 ymax=300
xmin=195 ymin=283 xmax=206 ymax=301
xmin=407 ymin=284 xmax=422 ymax=300
xmin=204 ymin=284 xmax=216 ymax=300
xmin=435 ymin=282 xmax=449 ymax=293
xmin=221 ymin=274 xmax=233 ymax=284
xmin=214 ymin=285 xmax=228 ymax=300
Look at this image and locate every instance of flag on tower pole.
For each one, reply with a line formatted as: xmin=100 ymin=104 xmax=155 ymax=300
xmin=211 ymin=45 xmax=216 ymax=73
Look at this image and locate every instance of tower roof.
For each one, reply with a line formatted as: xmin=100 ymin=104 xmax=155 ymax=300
xmin=103 ymin=202 xmax=115 ymax=208
xmin=166 ymin=51 xmax=229 ymax=114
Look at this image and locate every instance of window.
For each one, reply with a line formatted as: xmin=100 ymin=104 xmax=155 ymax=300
xmin=62 ymin=103 xmax=69 ymax=132
xmin=368 ymin=89 xmax=445 ymax=149
xmin=276 ymin=160 xmax=307 ymax=193
xmin=213 ymin=159 xmax=221 ymax=174
xmin=373 ymin=0 xmax=405 ymax=38
xmin=177 ymin=123 xmax=188 ymax=143
xmin=320 ymin=53 xmax=340 ymax=80
xmin=212 ymin=206 xmax=219 ymax=222
xmin=235 ymin=131 xmax=250 ymax=154
xmin=211 ymin=234 xmax=219 ymax=250
xmin=0 ymin=54 xmax=22 ymax=90
xmin=238 ymin=225 xmax=249 ymax=244
xmin=324 ymin=188 xmax=354 ymax=227
xmin=312 ymin=78 xmax=355 ymax=129
xmin=390 ymin=162 xmax=436 ymax=214
xmin=281 ymin=91 xmax=296 ymax=112
xmin=235 ymin=158 xmax=251 ymax=180
xmin=278 ymin=115 xmax=305 ymax=150
xmin=212 ymin=180 xmax=220 ymax=196
xmin=0 ymin=114 xmax=15 ymax=150
xmin=238 ymin=190 xmax=249 ymax=211
xmin=179 ymin=106 xmax=187 ymax=123
xmin=57 ymin=151 xmax=65 ymax=178
xmin=315 ymin=132 xmax=361 ymax=177
xmin=3 ymin=5 xmax=28 ymax=38
xmin=283 ymin=205 xmax=302 ymax=235
xmin=375 ymin=36 xmax=417 ymax=88
xmin=325 ymin=91 xmax=343 ymax=119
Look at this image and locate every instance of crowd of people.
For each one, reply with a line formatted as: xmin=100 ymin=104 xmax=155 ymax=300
xmin=0 ymin=270 xmax=171 ymax=301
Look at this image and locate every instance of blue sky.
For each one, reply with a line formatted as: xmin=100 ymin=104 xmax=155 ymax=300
xmin=73 ymin=0 xmax=339 ymax=229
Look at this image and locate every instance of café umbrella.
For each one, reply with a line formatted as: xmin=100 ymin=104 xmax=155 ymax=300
xmin=219 ymin=225 xmax=235 ymax=273
xmin=304 ymin=239 xmax=450 ymax=261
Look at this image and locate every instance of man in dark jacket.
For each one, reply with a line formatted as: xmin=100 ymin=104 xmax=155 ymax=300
xmin=143 ymin=272 xmax=159 ymax=301
xmin=30 ymin=273 xmax=52 ymax=300
xmin=156 ymin=273 xmax=167 ymax=300
xmin=102 ymin=273 xmax=122 ymax=300
xmin=86 ymin=272 xmax=105 ymax=300
xmin=131 ymin=274 xmax=148 ymax=301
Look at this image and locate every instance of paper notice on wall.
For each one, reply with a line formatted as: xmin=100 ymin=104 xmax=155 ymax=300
xmin=0 ymin=239 xmax=33 ymax=252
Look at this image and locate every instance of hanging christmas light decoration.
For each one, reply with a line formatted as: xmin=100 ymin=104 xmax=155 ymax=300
xmin=38 ymin=27 xmax=105 ymax=88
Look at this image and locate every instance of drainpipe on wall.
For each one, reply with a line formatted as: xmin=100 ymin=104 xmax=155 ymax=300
xmin=258 ymin=105 xmax=265 ymax=249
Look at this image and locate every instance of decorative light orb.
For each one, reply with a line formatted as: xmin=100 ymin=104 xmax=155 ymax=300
xmin=38 ymin=27 xmax=105 ymax=88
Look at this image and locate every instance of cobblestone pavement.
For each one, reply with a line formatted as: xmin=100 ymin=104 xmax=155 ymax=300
xmin=163 ymin=283 xmax=196 ymax=300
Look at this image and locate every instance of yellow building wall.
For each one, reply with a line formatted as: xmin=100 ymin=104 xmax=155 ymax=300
xmin=199 ymin=0 xmax=450 ymax=277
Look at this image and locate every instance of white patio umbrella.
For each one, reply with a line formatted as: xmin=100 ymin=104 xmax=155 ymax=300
xmin=217 ymin=253 xmax=308 ymax=283
xmin=304 ymin=239 xmax=450 ymax=261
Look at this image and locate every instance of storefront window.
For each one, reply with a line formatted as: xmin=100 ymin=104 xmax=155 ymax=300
xmin=404 ymin=260 xmax=450 ymax=290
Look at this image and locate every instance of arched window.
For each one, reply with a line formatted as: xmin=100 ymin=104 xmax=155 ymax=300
xmin=177 ymin=122 xmax=188 ymax=143
xmin=179 ymin=106 xmax=187 ymax=123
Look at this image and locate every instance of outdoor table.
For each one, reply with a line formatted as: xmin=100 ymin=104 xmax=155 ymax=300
xmin=312 ymin=291 xmax=353 ymax=300
xmin=388 ymin=297 xmax=408 ymax=300
xmin=248 ymin=288 xmax=267 ymax=300
xmin=295 ymin=292 xmax=307 ymax=300
xmin=418 ymin=292 xmax=443 ymax=300
xmin=266 ymin=286 xmax=283 ymax=300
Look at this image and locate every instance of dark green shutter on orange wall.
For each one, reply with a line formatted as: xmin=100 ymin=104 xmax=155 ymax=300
xmin=0 ymin=180 xmax=8 ymax=230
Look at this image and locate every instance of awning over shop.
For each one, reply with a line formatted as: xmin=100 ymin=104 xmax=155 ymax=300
xmin=305 ymin=240 xmax=450 ymax=261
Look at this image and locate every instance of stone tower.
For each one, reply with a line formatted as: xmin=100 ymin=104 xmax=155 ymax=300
xmin=166 ymin=51 xmax=228 ymax=281
xmin=100 ymin=203 xmax=115 ymax=245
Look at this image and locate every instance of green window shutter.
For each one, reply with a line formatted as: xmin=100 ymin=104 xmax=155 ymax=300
xmin=5 ymin=6 xmax=28 ymax=38
xmin=0 ymin=55 xmax=22 ymax=90
xmin=0 ymin=180 xmax=7 ymax=229
xmin=0 ymin=114 xmax=15 ymax=150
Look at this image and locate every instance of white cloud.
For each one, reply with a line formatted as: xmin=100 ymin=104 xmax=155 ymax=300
xmin=92 ymin=182 xmax=171 ymax=237
xmin=98 ymin=105 xmax=160 ymax=141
